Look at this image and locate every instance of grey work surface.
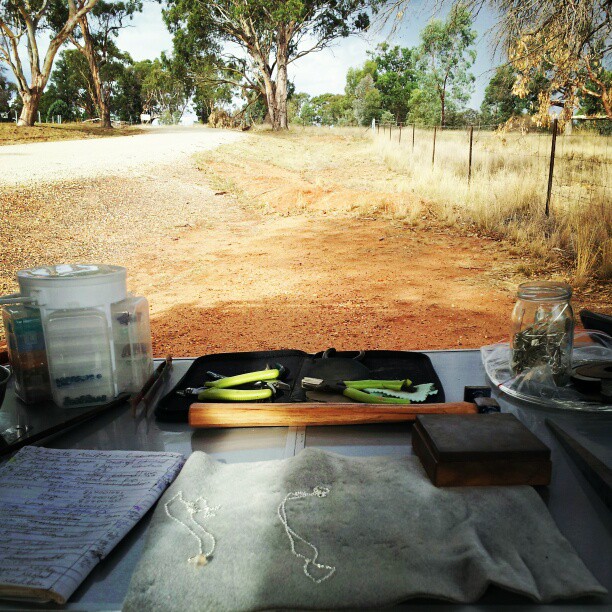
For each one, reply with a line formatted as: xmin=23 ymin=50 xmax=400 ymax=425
xmin=0 ymin=350 xmax=610 ymax=610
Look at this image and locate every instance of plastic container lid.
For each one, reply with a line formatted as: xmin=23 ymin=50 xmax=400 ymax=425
xmin=17 ymin=265 xmax=127 ymax=309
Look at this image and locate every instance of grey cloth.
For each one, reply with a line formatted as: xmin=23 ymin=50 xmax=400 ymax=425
xmin=124 ymin=449 xmax=605 ymax=610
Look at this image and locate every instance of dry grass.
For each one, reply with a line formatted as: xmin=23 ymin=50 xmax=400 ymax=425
xmin=0 ymin=122 xmax=142 ymax=145
xmin=373 ymin=126 xmax=612 ymax=282
xmin=194 ymin=126 xmax=610 ymax=310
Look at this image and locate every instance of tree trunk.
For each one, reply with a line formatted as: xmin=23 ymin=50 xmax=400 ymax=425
xmin=262 ymin=74 xmax=278 ymax=129
xmin=100 ymin=102 xmax=112 ymax=129
xmin=440 ymin=91 xmax=445 ymax=127
xmin=274 ymin=33 xmax=289 ymax=130
xmin=275 ymin=61 xmax=288 ymax=130
xmin=18 ymin=87 xmax=42 ymax=127
xmin=78 ymin=17 xmax=112 ymax=128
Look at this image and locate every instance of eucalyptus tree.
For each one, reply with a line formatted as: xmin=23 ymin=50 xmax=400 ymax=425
xmin=0 ymin=0 xmax=99 ymax=125
xmin=417 ymin=3 xmax=476 ymax=127
xmin=489 ymin=0 xmax=612 ymax=121
xmin=163 ymin=0 xmax=379 ymax=130
xmin=69 ymin=0 xmax=141 ymax=127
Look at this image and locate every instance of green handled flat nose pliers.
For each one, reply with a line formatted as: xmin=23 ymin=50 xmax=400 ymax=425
xmin=177 ymin=366 xmax=290 ymax=402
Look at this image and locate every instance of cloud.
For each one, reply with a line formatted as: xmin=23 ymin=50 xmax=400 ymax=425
xmin=116 ymin=1 xmax=174 ymax=62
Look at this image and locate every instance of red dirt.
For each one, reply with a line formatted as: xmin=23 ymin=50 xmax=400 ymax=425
xmin=141 ymin=212 xmax=516 ymax=356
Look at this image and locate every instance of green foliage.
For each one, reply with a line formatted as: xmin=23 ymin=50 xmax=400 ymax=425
xmin=40 ymin=50 xmax=91 ymax=120
xmin=112 ymin=64 xmax=144 ymax=122
xmin=0 ymin=65 xmax=16 ymax=114
xmin=406 ymin=87 xmax=441 ymax=126
xmin=352 ymin=74 xmax=381 ymax=125
xmin=366 ymin=43 xmax=417 ymax=121
xmin=46 ymin=99 xmax=73 ymax=122
xmin=480 ymin=65 xmax=541 ymax=126
xmin=162 ymin=0 xmax=379 ymax=128
xmin=140 ymin=55 xmax=190 ymax=121
xmin=411 ymin=3 xmax=476 ymax=126
xmin=40 ymin=47 xmax=139 ymax=121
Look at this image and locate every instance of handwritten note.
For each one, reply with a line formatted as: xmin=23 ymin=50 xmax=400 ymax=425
xmin=0 ymin=446 xmax=184 ymax=603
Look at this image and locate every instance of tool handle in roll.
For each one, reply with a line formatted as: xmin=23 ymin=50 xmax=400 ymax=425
xmin=188 ymin=401 xmax=478 ymax=428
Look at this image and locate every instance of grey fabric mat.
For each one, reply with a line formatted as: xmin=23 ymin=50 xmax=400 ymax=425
xmin=124 ymin=449 xmax=606 ymax=611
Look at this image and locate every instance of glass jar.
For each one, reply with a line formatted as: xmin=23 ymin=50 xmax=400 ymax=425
xmin=510 ymin=281 xmax=574 ymax=385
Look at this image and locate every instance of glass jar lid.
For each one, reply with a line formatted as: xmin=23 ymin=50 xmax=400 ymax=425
xmin=517 ymin=281 xmax=572 ymax=302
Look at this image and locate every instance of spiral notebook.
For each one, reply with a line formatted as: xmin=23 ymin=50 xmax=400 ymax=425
xmin=0 ymin=446 xmax=184 ymax=604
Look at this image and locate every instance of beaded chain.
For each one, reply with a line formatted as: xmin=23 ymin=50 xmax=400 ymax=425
xmin=277 ymin=485 xmax=336 ymax=584
xmin=164 ymin=491 xmax=220 ymax=566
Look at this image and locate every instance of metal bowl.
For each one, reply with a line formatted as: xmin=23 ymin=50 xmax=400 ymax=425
xmin=0 ymin=365 xmax=10 ymax=409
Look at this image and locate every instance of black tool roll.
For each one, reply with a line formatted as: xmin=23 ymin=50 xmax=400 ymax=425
xmin=155 ymin=349 xmax=445 ymax=422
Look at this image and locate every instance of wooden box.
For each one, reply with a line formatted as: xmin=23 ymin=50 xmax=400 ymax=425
xmin=412 ymin=414 xmax=552 ymax=487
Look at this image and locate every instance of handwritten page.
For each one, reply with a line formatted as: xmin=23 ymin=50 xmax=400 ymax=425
xmin=0 ymin=446 xmax=184 ymax=604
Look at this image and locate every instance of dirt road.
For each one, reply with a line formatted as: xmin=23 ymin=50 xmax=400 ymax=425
xmin=0 ymin=125 xmax=243 ymax=186
xmin=1 ymin=126 xmax=534 ymax=355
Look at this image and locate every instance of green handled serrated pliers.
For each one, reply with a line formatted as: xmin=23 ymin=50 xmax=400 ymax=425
xmin=177 ymin=366 xmax=290 ymax=402
xmin=301 ymin=377 xmax=415 ymax=404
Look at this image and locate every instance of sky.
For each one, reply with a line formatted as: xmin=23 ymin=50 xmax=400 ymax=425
xmin=116 ymin=0 xmax=503 ymax=108
xmin=4 ymin=1 xmax=503 ymax=109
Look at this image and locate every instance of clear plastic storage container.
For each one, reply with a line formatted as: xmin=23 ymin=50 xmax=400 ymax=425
xmin=45 ymin=309 xmax=115 ymax=407
xmin=112 ymin=297 xmax=154 ymax=393
xmin=2 ymin=304 xmax=51 ymax=403
xmin=1 ymin=264 xmax=154 ymax=408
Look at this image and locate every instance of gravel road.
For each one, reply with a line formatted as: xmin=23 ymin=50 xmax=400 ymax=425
xmin=0 ymin=126 xmax=243 ymax=186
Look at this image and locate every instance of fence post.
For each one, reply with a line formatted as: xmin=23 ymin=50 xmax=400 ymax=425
xmin=389 ymin=124 xmax=392 ymax=140
xmin=412 ymin=124 xmax=415 ymax=150
xmin=377 ymin=121 xmax=380 ymax=134
xmin=545 ymin=118 xmax=558 ymax=217
xmin=432 ymin=126 xmax=437 ymax=166
xmin=468 ymin=125 xmax=474 ymax=184
xmin=399 ymin=124 xmax=402 ymax=143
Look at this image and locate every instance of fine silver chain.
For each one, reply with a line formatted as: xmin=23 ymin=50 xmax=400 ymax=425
xmin=277 ymin=485 xmax=336 ymax=584
xmin=164 ymin=491 xmax=220 ymax=566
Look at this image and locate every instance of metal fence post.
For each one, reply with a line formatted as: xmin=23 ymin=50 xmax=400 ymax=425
xmin=412 ymin=124 xmax=415 ymax=150
xmin=468 ymin=125 xmax=474 ymax=184
xmin=545 ymin=118 xmax=558 ymax=217
xmin=432 ymin=126 xmax=437 ymax=166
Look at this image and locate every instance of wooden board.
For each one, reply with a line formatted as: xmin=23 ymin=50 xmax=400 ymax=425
xmin=188 ymin=401 xmax=478 ymax=428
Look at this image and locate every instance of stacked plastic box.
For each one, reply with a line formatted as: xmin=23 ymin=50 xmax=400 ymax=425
xmin=2 ymin=265 xmax=153 ymax=408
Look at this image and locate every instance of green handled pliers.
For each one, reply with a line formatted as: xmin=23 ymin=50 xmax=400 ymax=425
xmin=177 ymin=366 xmax=290 ymax=402
xmin=301 ymin=377 xmax=417 ymax=404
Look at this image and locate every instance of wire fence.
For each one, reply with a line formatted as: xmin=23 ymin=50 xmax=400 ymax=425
xmin=372 ymin=118 xmax=611 ymax=220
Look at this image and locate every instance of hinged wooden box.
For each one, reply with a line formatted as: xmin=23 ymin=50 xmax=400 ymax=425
xmin=412 ymin=414 xmax=552 ymax=487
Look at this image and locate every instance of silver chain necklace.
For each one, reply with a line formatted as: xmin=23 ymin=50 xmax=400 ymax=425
xmin=164 ymin=491 xmax=220 ymax=566
xmin=277 ymin=485 xmax=336 ymax=584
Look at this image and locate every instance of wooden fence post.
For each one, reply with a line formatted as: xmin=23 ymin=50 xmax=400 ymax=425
xmin=377 ymin=122 xmax=380 ymax=134
xmin=389 ymin=124 xmax=392 ymax=140
xmin=545 ymin=118 xmax=558 ymax=217
xmin=432 ymin=126 xmax=437 ymax=166
xmin=468 ymin=125 xmax=474 ymax=184
xmin=399 ymin=124 xmax=402 ymax=143
xmin=412 ymin=124 xmax=415 ymax=150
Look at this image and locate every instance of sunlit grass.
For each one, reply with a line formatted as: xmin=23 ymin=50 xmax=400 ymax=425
xmin=372 ymin=127 xmax=611 ymax=280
